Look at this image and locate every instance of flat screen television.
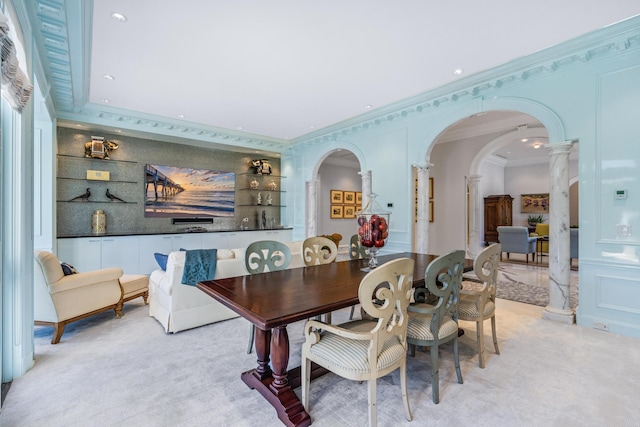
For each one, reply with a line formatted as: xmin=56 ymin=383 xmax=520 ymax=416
xmin=144 ymin=164 xmax=235 ymax=218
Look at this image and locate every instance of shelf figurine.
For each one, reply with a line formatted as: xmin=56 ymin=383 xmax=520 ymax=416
xmin=266 ymin=193 xmax=273 ymax=206
xmin=257 ymin=192 xmax=262 ymax=205
xmin=69 ymin=188 xmax=91 ymax=202
xmin=106 ymin=189 xmax=126 ymax=203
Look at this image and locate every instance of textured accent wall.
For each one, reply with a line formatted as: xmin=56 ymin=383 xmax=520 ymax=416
xmin=56 ymin=127 xmax=281 ymax=236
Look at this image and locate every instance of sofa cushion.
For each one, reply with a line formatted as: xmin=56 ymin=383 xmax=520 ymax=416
xmin=154 ymin=253 xmax=169 ymax=271
xmin=217 ymin=249 xmax=235 ymax=260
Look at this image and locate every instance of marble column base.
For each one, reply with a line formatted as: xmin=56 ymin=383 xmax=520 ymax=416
xmin=542 ymin=306 xmax=576 ymax=324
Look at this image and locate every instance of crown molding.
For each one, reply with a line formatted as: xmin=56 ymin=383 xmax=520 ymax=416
xmin=22 ymin=2 xmax=640 ymax=152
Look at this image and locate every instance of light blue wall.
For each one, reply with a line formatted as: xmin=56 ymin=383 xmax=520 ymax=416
xmin=284 ymin=17 xmax=640 ymax=338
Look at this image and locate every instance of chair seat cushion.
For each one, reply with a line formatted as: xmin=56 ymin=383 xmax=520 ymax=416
xmin=309 ymin=320 xmax=405 ymax=374
xmin=407 ymin=313 xmax=458 ymax=341
xmin=458 ymin=299 xmax=495 ymax=318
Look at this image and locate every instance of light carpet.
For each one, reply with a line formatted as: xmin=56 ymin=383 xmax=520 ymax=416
xmin=464 ymin=262 xmax=579 ymax=309
xmin=2 ymin=295 xmax=640 ymax=426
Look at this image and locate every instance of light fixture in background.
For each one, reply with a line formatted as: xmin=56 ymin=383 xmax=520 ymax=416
xmin=100 ymin=99 xmax=110 ymax=103
xmin=453 ymin=68 xmax=464 ymax=75
xmin=364 ymin=104 xmax=372 ymax=109
xmin=177 ymin=114 xmax=185 ymax=118
xmin=532 ymin=142 xmax=542 ymax=149
xmin=103 ymin=74 xmax=115 ymax=80
xmin=517 ymin=124 xmax=528 ymax=142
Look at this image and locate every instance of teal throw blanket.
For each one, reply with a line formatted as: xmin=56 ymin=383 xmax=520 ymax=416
xmin=181 ymin=249 xmax=217 ymax=286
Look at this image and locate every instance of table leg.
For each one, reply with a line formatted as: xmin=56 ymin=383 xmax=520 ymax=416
xmin=241 ymin=325 xmax=311 ymax=427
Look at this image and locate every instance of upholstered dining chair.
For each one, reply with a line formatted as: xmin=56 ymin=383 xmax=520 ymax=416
xmin=302 ymin=236 xmax=337 ymax=266
xmin=348 ymin=234 xmax=367 ymax=320
xmin=406 ymin=249 xmax=465 ymax=404
xmin=459 ymin=243 xmax=501 ymax=368
xmin=301 ymin=257 xmax=415 ymax=427
xmin=349 ymin=234 xmax=367 ymax=260
xmin=244 ymin=240 xmax=292 ymax=353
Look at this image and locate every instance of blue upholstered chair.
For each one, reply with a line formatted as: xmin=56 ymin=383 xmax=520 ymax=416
xmin=497 ymin=226 xmax=537 ymax=264
xmin=570 ymin=228 xmax=579 ymax=266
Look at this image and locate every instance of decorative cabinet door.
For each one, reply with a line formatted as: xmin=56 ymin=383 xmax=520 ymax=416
xmin=484 ymin=195 xmax=513 ymax=244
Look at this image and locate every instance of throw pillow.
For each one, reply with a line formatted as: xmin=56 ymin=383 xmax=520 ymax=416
xmin=60 ymin=262 xmax=78 ymax=276
xmin=154 ymin=253 xmax=169 ymax=271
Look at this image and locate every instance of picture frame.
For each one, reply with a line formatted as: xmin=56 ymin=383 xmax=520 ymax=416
xmin=343 ymin=205 xmax=355 ymax=219
xmin=356 ymin=205 xmax=362 ymax=213
xmin=355 ymin=192 xmax=362 ymax=204
xmin=429 ymin=178 xmax=434 ymax=199
xmin=521 ymin=193 xmax=549 ymax=213
xmin=330 ymin=205 xmax=343 ymax=219
xmin=330 ymin=190 xmax=343 ymax=204
xmin=344 ymin=191 xmax=355 ymax=204
xmin=429 ymin=200 xmax=434 ymax=222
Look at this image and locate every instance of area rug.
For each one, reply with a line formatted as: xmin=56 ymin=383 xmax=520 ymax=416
xmin=463 ymin=263 xmax=579 ymax=309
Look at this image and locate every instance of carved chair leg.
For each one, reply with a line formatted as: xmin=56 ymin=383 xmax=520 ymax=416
xmin=143 ymin=291 xmax=149 ymax=304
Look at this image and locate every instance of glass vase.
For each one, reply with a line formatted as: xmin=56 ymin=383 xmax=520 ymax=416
xmin=355 ymin=194 xmax=390 ymax=272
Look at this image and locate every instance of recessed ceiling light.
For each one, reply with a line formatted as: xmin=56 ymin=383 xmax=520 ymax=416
xmin=309 ymin=126 xmax=316 ymax=129
xmin=521 ymin=138 xmax=529 ymax=142
xmin=115 ymin=129 xmax=122 ymax=133
xmin=103 ymin=74 xmax=115 ymax=80
xmin=177 ymin=114 xmax=185 ymax=118
xmin=237 ymin=126 xmax=244 ymax=130
xmin=453 ymin=69 xmax=464 ymax=75
xmin=364 ymin=105 xmax=372 ymax=109
xmin=111 ymin=12 xmax=127 ymax=22
xmin=100 ymin=99 xmax=110 ymax=103
xmin=533 ymin=143 xmax=542 ymax=149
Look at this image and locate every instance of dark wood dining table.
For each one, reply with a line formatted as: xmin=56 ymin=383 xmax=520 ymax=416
xmin=197 ymin=252 xmax=473 ymax=427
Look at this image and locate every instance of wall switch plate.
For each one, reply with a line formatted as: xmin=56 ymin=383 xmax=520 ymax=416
xmin=616 ymin=224 xmax=632 ymax=237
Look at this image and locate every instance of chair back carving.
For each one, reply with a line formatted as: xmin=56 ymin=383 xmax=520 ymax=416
xmin=358 ymin=257 xmax=415 ymax=355
xmin=473 ymin=243 xmax=501 ymax=300
xmin=302 ymin=236 xmax=337 ymax=266
xmin=244 ymin=240 xmax=291 ymax=273
xmin=419 ymin=250 xmax=465 ymax=335
xmin=349 ymin=234 xmax=367 ymax=260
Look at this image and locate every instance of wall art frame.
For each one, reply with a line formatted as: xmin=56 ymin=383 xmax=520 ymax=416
xmin=521 ymin=193 xmax=549 ymax=213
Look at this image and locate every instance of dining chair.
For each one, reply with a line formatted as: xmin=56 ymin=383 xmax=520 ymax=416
xmin=406 ymin=249 xmax=465 ymax=404
xmin=459 ymin=243 xmax=501 ymax=368
xmin=302 ymin=236 xmax=337 ymax=266
xmin=348 ymin=234 xmax=367 ymax=319
xmin=301 ymin=257 xmax=415 ymax=427
xmin=349 ymin=233 xmax=367 ymax=260
xmin=244 ymin=240 xmax=292 ymax=353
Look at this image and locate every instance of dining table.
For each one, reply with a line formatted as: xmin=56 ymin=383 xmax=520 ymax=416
xmin=197 ymin=251 xmax=473 ymax=427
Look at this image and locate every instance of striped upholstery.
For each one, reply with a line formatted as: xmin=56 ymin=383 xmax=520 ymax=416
xmin=309 ymin=320 xmax=406 ymax=374
xmin=407 ymin=313 xmax=459 ymax=341
xmin=458 ymin=298 xmax=495 ymax=318
xmin=301 ymin=258 xmax=415 ymax=427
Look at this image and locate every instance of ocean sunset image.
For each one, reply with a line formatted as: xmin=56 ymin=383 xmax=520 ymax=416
xmin=144 ymin=164 xmax=235 ymax=217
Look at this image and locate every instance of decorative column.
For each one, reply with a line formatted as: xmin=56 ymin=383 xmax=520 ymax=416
xmin=414 ymin=164 xmax=432 ymax=254
xmin=306 ymin=179 xmax=317 ymax=238
xmin=542 ymin=142 xmax=575 ymax=324
xmin=467 ymin=175 xmax=482 ymax=259
xmin=359 ymin=170 xmax=372 ymax=210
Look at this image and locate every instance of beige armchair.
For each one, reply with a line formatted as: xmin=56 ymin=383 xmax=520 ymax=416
xmin=302 ymin=257 xmax=415 ymax=427
xmin=34 ymin=250 xmax=124 ymax=344
xmin=459 ymin=243 xmax=501 ymax=368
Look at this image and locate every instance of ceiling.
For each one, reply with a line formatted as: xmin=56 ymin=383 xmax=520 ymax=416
xmin=87 ymin=0 xmax=640 ymax=144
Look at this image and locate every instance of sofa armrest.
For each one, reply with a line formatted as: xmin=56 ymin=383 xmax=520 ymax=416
xmin=49 ymin=268 xmax=123 ymax=293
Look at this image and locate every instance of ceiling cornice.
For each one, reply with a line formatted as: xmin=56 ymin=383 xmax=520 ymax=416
xmin=21 ymin=2 xmax=640 ymax=154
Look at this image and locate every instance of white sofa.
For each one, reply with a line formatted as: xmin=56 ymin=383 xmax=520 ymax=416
xmin=149 ymin=242 xmax=304 ymax=333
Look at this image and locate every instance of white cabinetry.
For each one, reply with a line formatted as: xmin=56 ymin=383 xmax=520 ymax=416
xmin=57 ymin=229 xmax=293 ymax=275
xmin=57 ymin=237 xmax=102 ymax=272
xmin=101 ymin=236 xmax=139 ymax=273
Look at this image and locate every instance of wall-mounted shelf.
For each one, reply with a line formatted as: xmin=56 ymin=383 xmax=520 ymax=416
xmin=57 ymin=177 xmax=138 ymax=184
xmin=57 ymin=154 xmax=138 ymax=165
xmin=57 ymin=201 xmax=137 ymax=204
xmin=238 ymin=204 xmax=286 ymax=207
xmin=238 ymin=173 xmax=286 ymax=179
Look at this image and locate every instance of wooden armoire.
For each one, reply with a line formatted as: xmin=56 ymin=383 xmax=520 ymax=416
xmin=484 ymin=195 xmax=513 ymax=244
